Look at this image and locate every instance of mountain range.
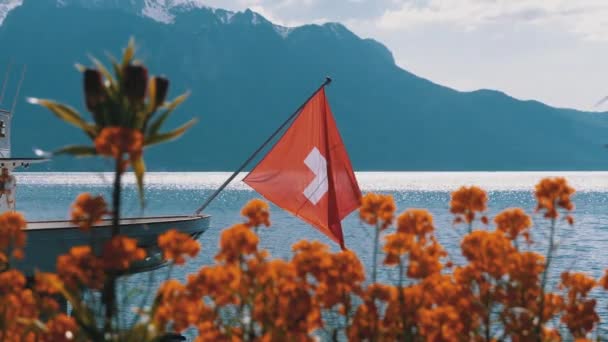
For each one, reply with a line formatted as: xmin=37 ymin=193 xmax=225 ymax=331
xmin=1 ymin=0 xmax=607 ymax=171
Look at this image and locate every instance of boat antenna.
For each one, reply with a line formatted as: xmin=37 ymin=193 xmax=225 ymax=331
xmin=10 ymin=65 xmax=26 ymax=115
xmin=0 ymin=60 xmax=12 ymax=106
xmin=193 ymin=77 xmax=333 ymax=215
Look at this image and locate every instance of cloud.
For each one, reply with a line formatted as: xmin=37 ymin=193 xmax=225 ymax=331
xmin=201 ymin=0 xmax=402 ymax=26
xmin=376 ymin=0 xmax=608 ymax=41
xmin=0 ymin=0 xmax=23 ymax=25
xmin=147 ymin=0 xmax=608 ymax=110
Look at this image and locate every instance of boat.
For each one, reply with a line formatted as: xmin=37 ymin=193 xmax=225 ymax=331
xmin=0 ymin=65 xmax=210 ymax=276
xmin=17 ymin=215 xmax=209 ymax=274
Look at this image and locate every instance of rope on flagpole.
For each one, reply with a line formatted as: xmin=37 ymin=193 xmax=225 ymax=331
xmin=193 ymin=77 xmax=332 ymax=215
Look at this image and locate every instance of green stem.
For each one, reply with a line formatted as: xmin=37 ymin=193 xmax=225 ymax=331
xmin=536 ymin=217 xmax=556 ymax=340
xmin=111 ymin=159 xmax=122 ymax=235
xmin=103 ymin=157 xmax=124 ymax=336
xmin=372 ymin=223 xmax=381 ymax=283
xmin=398 ymin=256 xmax=404 ymax=288
xmin=398 ymin=256 xmax=409 ymax=341
xmin=484 ymin=291 xmax=491 ymax=341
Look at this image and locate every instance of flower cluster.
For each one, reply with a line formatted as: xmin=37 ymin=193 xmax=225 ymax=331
xmin=241 ymin=198 xmax=271 ymax=228
xmin=158 ymin=229 xmax=201 ymax=265
xmin=70 ymin=192 xmax=108 ymax=231
xmin=494 ymin=207 xmax=533 ymax=243
xmin=0 ymin=211 xmax=27 ymax=261
xmin=102 ymin=235 xmax=146 ymax=271
xmin=360 ymin=193 xmax=396 ymax=229
xmin=95 ymin=126 xmax=144 ymax=169
xmin=535 ymin=177 xmax=575 ymax=220
xmin=450 ymin=185 xmax=488 ymax=225
xmin=0 ymin=267 xmax=79 ymax=340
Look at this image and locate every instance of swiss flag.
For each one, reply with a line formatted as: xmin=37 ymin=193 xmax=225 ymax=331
xmin=243 ymin=87 xmax=361 ymax=249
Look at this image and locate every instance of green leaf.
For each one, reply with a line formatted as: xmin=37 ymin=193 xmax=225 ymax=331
xmin=122 ymin=37 xmax=135 ymax=66
xmin=132 ymin=156 xmax=146 ymax=207
xmin=145 ymin=76 xmax=158 ymax=114
xmin=108 ymin=53 xmax=123 ymax=86
xmin=54 ymin=145 xmax=97 ymax=157
xmin=30 ymin=98 xmax=97 ymax=139
xmin=147 ymin=92 xmax=190 ymax=136
xmin=145 ymin=118 xmax=197 ymax=147
xmin=39 ymin=271 xmax=98 ymax=331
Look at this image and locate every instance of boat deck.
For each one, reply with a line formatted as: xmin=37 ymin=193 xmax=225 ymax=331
xmin=26 ymin=215 xmax=209 ymax=231
xmin=16 ymin=214 xmax=212 ymax=274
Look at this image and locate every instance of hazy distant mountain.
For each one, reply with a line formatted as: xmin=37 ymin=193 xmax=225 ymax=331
xmin=1 ymin=0 xmax=607 ymax=171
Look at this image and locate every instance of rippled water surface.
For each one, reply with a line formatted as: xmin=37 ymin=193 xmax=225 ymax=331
xmin=13 ymin=171 xmax=608 ymax=332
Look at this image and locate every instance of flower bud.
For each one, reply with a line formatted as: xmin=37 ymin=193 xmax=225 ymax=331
xmin=83 ymin=69 xmax=105 ymax=112
xmin=122 ymin=64 xmax=148 ymax=104
xmin=154 ymin=77 xmax=169 ymax=107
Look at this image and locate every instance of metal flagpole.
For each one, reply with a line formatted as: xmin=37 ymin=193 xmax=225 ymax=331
xmin=10 ymin=65 xmax=26 ymax=115
xmin=193 ymin=77 xmax=332 ymax=215
xmin=0 ymin=61 xmax=12 ymax=106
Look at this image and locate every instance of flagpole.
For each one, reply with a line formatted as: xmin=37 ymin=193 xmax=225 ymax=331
xmin=193 ymin=77 xmax=332 ymax=215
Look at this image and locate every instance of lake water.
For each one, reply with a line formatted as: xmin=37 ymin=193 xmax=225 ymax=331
xmin=12 ymin=171 xmax=608 ymax=332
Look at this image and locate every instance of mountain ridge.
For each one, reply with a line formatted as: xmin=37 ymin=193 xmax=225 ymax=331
xmin=0 ymin=0 xmax=607 ymax=171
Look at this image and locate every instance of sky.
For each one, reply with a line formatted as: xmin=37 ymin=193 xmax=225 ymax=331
xmin=201 ymin=0 xmax=608 ymax=112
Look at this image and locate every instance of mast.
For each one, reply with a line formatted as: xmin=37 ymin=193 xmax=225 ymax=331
xmin=0 ymin=64 xmax=27 ymax=158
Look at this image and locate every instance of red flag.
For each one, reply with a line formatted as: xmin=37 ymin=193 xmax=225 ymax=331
xmin=243 ymin=88 xmax=361 ymax=249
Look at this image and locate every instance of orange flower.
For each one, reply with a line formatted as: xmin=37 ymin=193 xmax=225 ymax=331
xmin=291 ymin=240 xmax=332 ymax=280
xmin=562 ymin=299 xmax=598 ymax=338
xmin=560 ymin=272 xmax=596 ymax=301
xmin=158 ymin=229 xmax=200 ymax=265
xmin=360 ymin=193 xmax=396 ymax=229
xmin=383 ymin=232 xmax=412 ymax=266
xmin=560 ymin=272 xmax=598 ymax=338
xmin=154 ymin=279 xmax=205 ymax=333
xmin=0 ymin=287 xmax=39 ymax=338
xmin=42 ymin=314 xmax=78 ymax=342
xmin=396 ymin=209 xmax=434 ymax=239
xmin=507 ymin=251 xmax=545 ymax=288
xmin=382 ymin=285 xmax=426 ymax=338
xmin=418 ymin=305 xmax=464 ymax=340
xmin=314 ymin=250 xmax=365 ymax=309
xmin=541 ymin=292 xmax=565 ymax=320
xmin=56 ymin=245 xmax=105 ymax=290
xmin=406 ymin=239 xmax=446 ymax=279
xmin=535 ymin=177 xmax=575 ymax=219
xmin=241 ymin=199 xmax=271 ymax=228
xmin=102 ymin=235 xmax=146 ymax=271
xmin=349 ymin=283 xmax=396 ymax=340
xmin=94 ymin=126 xmax=143 ymax=162
xmin=251 ymin=260 xmax=320 ymax=337
xmin=215 ymin=224 xmax=259 ymax=264
xmin=0 ymin=211 xmax=27 ymax=259
xmin=196 ymin=320 xmax=233 ymax=342
xmin=0 ymin=269 xmax=25 ymax=294
xmin=70 ymin=193 xmax=108 ymax=231
xmin=34 ymin=272 xmax=61 ymax=295
xmin=186 ymin=265 xmax=241 ymax=306
xmin=450 ymin=186 xmax=487 ymax=224
xmin=494 ymin=208 xmax=532 ymax=242
xmin=461 ymin=230 xmax=515 ymax=278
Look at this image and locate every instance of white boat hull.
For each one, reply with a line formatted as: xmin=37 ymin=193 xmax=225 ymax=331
xmin=14 ymin=215 xmax=210 ymax=275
